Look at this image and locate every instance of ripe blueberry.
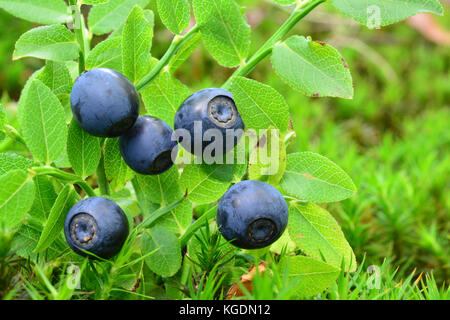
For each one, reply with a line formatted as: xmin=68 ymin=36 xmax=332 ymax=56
xmin=64 ymin=197 xmax=129 ymax=259
xmin=174 ymin=88 xmax=245 ymax=157
xmin=119 ymin=116 xmax=178 ymax=175
xmin=216 ymin=180 xmax=288 ymax=249
xmin=70 ymin=68 xmax=139 ymax=137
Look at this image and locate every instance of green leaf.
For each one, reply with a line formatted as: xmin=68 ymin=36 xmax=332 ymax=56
xmin=17 ymin=68 xmax=44 ymax=132
xmin=141 ymin=69 xmax=191 ymax=129
xmin=143 ymin=9 xmax=155 ymax=30
xmin=0 ymin=170 xmax=35 ymax=230
xmin=37 ymin=61 xmax=73 ymax=96
xmin=231 ymin=77 xmax=290 ymax=131
xmin=142 ymin=226 xmax=182 ymax=276
xmin=28 ymin=176 xmax=57 ymax=222
xmin=12 ymin=224 xmax=64 ymax=261
xmin=193 ymin=0 xmax=251 ymax=67
xmin=13 ymin=25 xmax=79 ymax=62
xmin=108 ymin=8 xmax=154 ymax=39
xmin=0 ymin=0 xmax=69 ymax=25
xmin=133 ymin=167 xmax=193 ymax=234
xmin=331 ymin=0 xmax=443 ymax=27
xmin=156 ymin=198 xmax=192 ymax=235
xmin=138 ymin=198 xmax=186 ymax=230
xmin=168 ymin=32 xmax=202 ymax=73
xmin=86 ymin=37 xmax=123 ymax=72
xmin=131 ymin=179 xmax=160 ymax=215
xmin=66 ymin=61 xmax=79 ymax=81
xmin=0 ymin=153 xmax=33 ymax=177
xmin=180 ymin=162 xmax=235 ymax=205
xmin=288 ymin=202 xmax=356 ymax=271
xmin=58 ymin=92 xmax=74 ymax=124
xmin=156 ymin=0 xmax=190 ymax=35
xmin=21 ymin=80 xmax=68 ymax=164
xmin=34 ymin=185 xmax=78 ymax=253
xmin=67 ymin=119 xmax=101 ymax=179
xmin=122 ymin=6 xmax=153 ymax=84
xmin=248 ymin=128 xmax=287 ymax=185
xmin=35 ymin=61 xmax=73 ymax=123
xmin=280 ymin=152 xmax=356 ymax=203
xmin=270 ymin=229 xmax=297 ymax=254
xmin=288 ymin=256 xmax=340 ymax=297
xmin=271 ymin=35 xmax=353 ymax=99
xmin=88 ymin=0 xmax=150 ymax=35
xmin=104 ymin=138 xmax=134 ymax=191
xmin=133 ymin=166 xmax=181 ymax=205
xmin=54 ymin=146 xmax=71 ymax=168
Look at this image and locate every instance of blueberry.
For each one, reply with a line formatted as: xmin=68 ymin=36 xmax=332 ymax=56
xmin=216 ymin=180 xmax=288 ymax=249
xmin=119 ymin=116 xmax=178 ymax=175
xmin=64 ymin=197 xmax=129 ymax=259
xmin=70 ymin=68 xmax=139 ymax=137
xmin=174 ymin=88 xmax=245 ymax=157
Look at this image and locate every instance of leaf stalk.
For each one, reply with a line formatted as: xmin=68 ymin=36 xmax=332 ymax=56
xmin=222 ymin=0 xmax=325 ymax=89
xmin=31 ymin=166 xmax=96 ymax=197
xmin=135 ymin=25 xmax=200 ymax=91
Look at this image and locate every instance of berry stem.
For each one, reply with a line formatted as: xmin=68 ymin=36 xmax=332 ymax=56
xmin=30 ymin=166 xmax=96 ymax=198
xmin=135 ymin=25 xmax=200 ymax=91
xmin=179 ymin=205 xmax=218 ymax=248
xmin=4 ymin=125 xmax=27 ymax=147
xmin=221 ymin=0 xmax=326 ymax=90
xmin=96 ymin=153 xmax=110 ymax=196
xmin=69 ymin=0 xmax=89 ymax=75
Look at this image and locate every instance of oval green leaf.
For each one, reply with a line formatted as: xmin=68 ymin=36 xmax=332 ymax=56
xmin=0 ymin=153 xmax=33 ymax=177
xmin=331 ymin=0 xmax=443 ymax=27
xmin=280 ymin=152 xmax=356 ymax=203
xmin=156 ymin=0 xmax=190 ymax=35
xmin=141 ymin=68 xmax=191 ymax=129
xmin=288 ymin=202 xmax=356 ymax=271
xmin=271 ymin=35 xmax=353 ymax=99
xmin=104 ymin=138 xmax=134 ymax=191
xmin=0 ymin=170 xmax=35 ymax=230
xmin=13 ymin=25 xmax=79 ymax=62
xmin=231 ymin=77 xmax=290 ymax=132
xmin=21 ymin=79 xmax=68 ymax=164
xmin=88 ymin=0 xmax=150 ymax=35
xmin=34 ymin=185 xmax=78 ymax=253
xmin=86 ymin=37 xmax=123 ymax=72
xmin=193 ymin=0 xmax=251 ymax=67
xmin=0 ymin=0 xmax=69 ymax=25
xmin=67 ymin=119 xmax=102 ymax=179
xmin=122 ymin=5 xmax=153 ymax=84
xmin=180 ymin=162 xmax=235 ymax=205
xmin=288 ymin=255 xmax=340 ymax=297
xmin=142 ymin=226 xmax=182 ymax=277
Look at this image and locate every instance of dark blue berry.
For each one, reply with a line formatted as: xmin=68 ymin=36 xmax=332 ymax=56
xmin=64 ymin=197 xmax=129 ymax=259
xmin=70 ymin=68 xmax=139 ymax=137
xmin=216 ymin=180 xmax=288 ymax=249
xmin=174 ymin=88 xmax=245 ymax=157
xmin=119 ymin=116 xmax=178 ymax=175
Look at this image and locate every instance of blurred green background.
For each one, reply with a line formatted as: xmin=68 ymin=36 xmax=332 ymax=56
xmin=0 ymin=0 xmax=448 ymax=286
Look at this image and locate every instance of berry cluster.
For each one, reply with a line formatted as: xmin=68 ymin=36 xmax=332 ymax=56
xmin=65 ymin=68 xmax=288 ymax=259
